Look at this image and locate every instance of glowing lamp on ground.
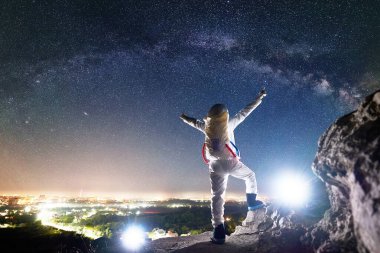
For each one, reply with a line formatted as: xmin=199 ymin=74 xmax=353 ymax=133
xmin=273 ymin=172 xmax=310 ymax=206
xmin=121 ymin=225 xmax=146 ymax=250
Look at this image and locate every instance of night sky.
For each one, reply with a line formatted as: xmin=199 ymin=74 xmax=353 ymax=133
xmin=0 ymin=0 xmax=379 ymax=199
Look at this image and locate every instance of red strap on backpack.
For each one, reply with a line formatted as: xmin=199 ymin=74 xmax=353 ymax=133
xmin=202 ymin=143 xmax=210 ymax=164
xmin=225 ymin=143 xmax=237 ymax=158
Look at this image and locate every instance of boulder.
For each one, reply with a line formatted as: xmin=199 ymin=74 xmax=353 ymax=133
xmin=312 ymin=90 xmax=380 ymax=253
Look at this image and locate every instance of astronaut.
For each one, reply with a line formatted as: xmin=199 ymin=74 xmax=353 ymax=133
xmin=180 ymin=89 xmax=267 ymax=244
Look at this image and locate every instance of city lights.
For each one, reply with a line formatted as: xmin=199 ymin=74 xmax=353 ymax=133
xmin=37 ymin=209 xmax=54 ymax=223
xmin=0 ymin=194 xmax=222 ymax=242
xmin=24 ymin=206 xmax=32 ymax=213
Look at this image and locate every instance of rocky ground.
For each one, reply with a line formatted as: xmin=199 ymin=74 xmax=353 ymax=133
xmin=146 ymin=204 xmax=316 ymax=253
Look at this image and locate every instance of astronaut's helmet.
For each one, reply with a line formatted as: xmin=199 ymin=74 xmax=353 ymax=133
xmin=207 ymin=104 xmax=228 ymax=118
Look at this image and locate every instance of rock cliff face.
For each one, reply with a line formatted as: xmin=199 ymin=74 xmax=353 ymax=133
xmin=311 ymin=90 xmax=380 ymax=253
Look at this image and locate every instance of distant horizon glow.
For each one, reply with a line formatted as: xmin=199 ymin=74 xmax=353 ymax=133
xmin=0 ymin=190 xmax=252 ymax=201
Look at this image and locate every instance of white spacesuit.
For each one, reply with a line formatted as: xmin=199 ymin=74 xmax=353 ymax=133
xmin=180 ymin=90 xmax=266 ymax=244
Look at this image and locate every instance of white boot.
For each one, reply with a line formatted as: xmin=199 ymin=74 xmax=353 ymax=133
xmin=242 ymin=210 xmax=255 ymax=226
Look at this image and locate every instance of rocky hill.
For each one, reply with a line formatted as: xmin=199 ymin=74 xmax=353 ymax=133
xmin=147 ymin=204 xmax=314 ymax=253
xmin=144 ymin=90 xmax=380 ymax=253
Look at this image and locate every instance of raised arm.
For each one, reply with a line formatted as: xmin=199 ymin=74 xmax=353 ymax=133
xmin=180 ymin=113 xmax=205 ymax=133
xmin=229 ymin=89 xmax=267 ymax=130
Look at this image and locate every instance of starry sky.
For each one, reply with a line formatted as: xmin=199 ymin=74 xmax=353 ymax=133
xmin=0 ymin=0 xmax=379 ymax=199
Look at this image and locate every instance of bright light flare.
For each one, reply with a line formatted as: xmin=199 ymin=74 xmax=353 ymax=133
xmin=273 ymin=172 xmax=310 ymax=206
xmin=24 ymin=206 xmax=32 ymax=213
xmin=37 ymin=209 xmax=54 ymax=223
xmin=121 ymin=225 xmax=146 ymax=250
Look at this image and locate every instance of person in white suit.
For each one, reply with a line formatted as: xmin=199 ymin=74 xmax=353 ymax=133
xmin=180 ymin=89 xmax=267 ymax=244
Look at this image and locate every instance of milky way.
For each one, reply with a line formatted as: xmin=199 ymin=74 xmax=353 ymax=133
xmin=0 ymin=1 xmax=379 ymax=198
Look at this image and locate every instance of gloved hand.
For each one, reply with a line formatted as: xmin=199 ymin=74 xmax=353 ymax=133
xmin=180 ymin=113 xmax=189 ymax=121
xmin=259 ymin=88 xmax=267 ymax=99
